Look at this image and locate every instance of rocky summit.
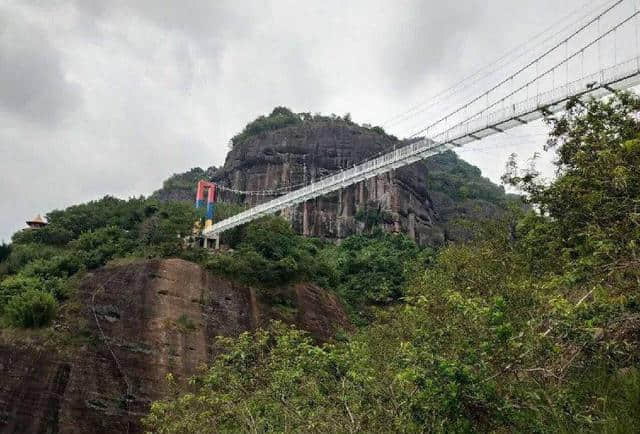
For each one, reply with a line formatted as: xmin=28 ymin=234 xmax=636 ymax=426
xmin=155 ymin=110 xmax=516 ymax=246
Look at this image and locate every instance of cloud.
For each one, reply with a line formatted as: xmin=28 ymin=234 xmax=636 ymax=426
xmin=0 ymin=8 xmax=81 ymax=125
xmin=0 ymin=0 xmax=590 ymax=241
xmin=379 ymin=0 xmax=486 ymax=94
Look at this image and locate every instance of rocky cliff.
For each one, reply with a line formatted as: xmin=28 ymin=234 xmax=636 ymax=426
xmin=0 ymin=259 xmax=350 ymax=433
xmin=154 ymin=111 xmax=515 ymax=246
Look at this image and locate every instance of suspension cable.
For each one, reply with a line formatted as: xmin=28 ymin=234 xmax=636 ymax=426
xmin=409 ymin=0 xmax=626 ymax=139
xmin=381 ymin=0 xmax=618 ymax=130
xmin=413 ymin=5 xmax=640 ymax=139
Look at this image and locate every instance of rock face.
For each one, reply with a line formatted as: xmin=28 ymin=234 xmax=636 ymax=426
xmin=212 ymin=120 xmax=507 ymax=246
xmin=0 ymin=259 xmax=351 ymax=433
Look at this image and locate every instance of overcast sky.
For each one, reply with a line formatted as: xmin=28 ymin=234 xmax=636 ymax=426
xmin=1 ymin=0 xmax=601 ymax=241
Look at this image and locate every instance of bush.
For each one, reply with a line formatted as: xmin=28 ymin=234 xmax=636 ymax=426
xmin=138 ymin=202 xmax=198 ymax=247
xmin=3 ymin=243 xmax=62 ymax=274
xmin=206 ymin=216 xmax=336 ymax=289
xmin=4 ymin=289 xmax=57 ymax=328
xmin=0 ymin=275 xmax=44 ymax=310
xmin=21 ymin=254 xmax=84 ymax=280
xmin=69 ymin=226 xmax=134 ymax=268
xmin=0 ymin=274 xmax=67 ymax=308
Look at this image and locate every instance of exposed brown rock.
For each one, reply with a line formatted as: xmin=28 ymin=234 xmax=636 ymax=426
xmin=0 ymin=259 xmax=351 ymax=433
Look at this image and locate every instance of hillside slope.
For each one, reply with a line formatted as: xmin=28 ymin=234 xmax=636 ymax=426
xmin=0 ymin=259 xmax=350 ymax=433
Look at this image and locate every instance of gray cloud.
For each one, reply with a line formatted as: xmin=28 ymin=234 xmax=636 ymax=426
xmin=0 ymin=0 xmax=591 ymax=241
xmin=0 ymin=9 xmax=81 ymax=125
xmin=380 ymin=0 xmax=486 ymax=94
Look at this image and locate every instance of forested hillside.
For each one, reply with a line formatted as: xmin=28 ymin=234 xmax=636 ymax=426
xmin=0 ymin=93 xmax=638 ymax=432
xmin=144 ymin=93 xmax=640 ymax=432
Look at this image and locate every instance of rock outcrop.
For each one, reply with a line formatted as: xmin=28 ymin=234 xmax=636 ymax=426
xmin=211 ymin=119 xmax=510 ymax=246
xmin=0 ymin=259 xmax=351 ymax=433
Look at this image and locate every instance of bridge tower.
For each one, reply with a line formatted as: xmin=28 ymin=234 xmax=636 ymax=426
xmin=195 ymin=180 xmax=219 ymax=249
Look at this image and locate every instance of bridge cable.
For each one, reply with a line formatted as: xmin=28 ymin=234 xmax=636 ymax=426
xmin=382 ymin=0 xmax=619 ymax=130
xmin=408 ymin=0 xmax=627 ymax=139
xmin=432 ymin=8 xmax=640 ymax=145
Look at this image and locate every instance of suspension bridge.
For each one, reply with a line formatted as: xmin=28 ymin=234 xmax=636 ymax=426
xmin=202 ymin=0 xmax=640 ymax=240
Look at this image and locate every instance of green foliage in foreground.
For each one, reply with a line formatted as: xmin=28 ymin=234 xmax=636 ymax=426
xmin=145 ymin=92 xmax=640 ymax=432
xmin=144 ymin=231 xmax=640 ymax=432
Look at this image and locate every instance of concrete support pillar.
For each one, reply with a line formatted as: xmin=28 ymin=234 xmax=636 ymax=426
xmin=204 ymin=235 xmax=220 ymax=250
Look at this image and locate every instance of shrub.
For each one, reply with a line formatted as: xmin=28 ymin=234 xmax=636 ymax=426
xmin=3 ymin=243 xmax=62 ymax=274
xmin=4 ymin=289 xmax=58 ymax=328
xmin=0 ymin=274 xmax=67 ymax=307
xmin=69 ymin=226 xmax=134 ymax=268
xmin=21 ymin=254 xmax=84 ymax=280
xmin=206 ymin=216 xmax=336 ymax=289
xmin=175 ymin=314 xmax=196 ymax=332
xmin=0 ymin=275 xmax=44 ymax=310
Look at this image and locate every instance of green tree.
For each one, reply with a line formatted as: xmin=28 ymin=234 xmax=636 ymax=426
xmin=503 ymin=92 xmax=640 ymax=279
xmin=0 ymin=275 xmax=46 ymax=310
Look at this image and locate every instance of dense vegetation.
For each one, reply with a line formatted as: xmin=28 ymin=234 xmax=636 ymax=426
xmin=143 ymin=92 xmax=640 ymax=432
xmin=230 ymin=106 xmax=396 ymax=147
xmin=207 ymin=218 xmax=431 ymax=323
xmin=427 ymin=150 xmax=519 ymax=206
xmin=1 ymin=93 xmax=638 ymax=431
xmin=151 ymin=167 xmax=215 ymax=202
xmin=0 ymin=197 xmax=200 ymax=327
